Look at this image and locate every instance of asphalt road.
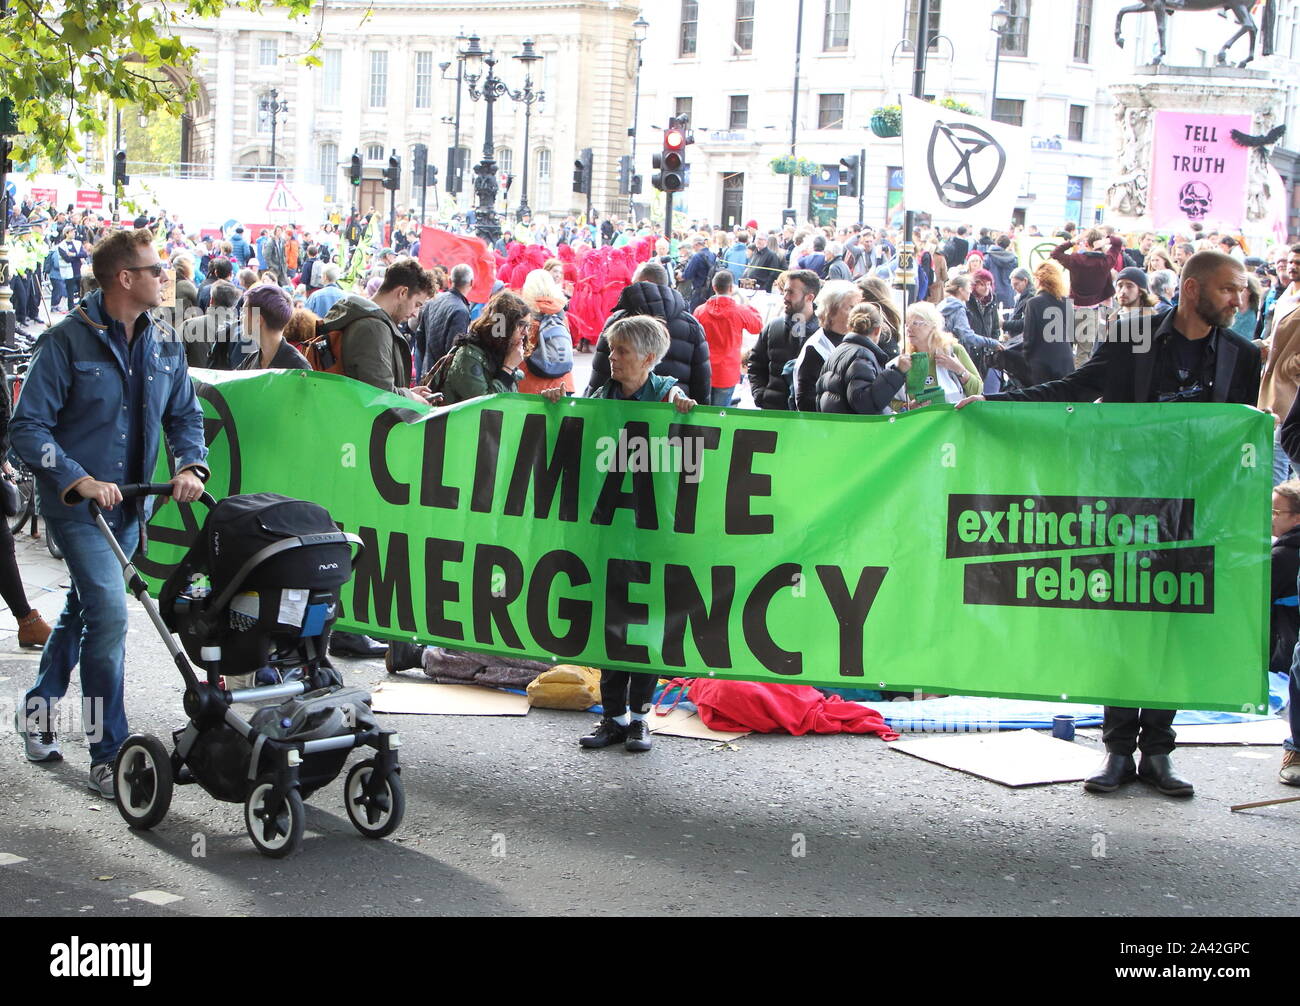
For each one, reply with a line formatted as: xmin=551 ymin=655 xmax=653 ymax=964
xmin=1 ymin=574 xmax=1295 ymax=918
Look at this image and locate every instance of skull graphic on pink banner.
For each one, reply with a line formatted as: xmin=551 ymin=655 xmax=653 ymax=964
xmin=1149 ymin=110 xmax=1251 ymax=232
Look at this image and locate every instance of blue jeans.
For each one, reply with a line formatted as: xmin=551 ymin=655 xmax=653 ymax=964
xmin=50 ymin=274 xmax=66 ymax=311
xmin=709 ymin=386 xmax=735 ymax=407
xmin=1274 ymin=426 xmax=1295 ymax=487
xmin=24 ymin=515 xmax=138 ymax=766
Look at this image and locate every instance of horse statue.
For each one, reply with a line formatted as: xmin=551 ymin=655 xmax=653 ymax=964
xmin=1115 ymin=0 xmax=1276 ymax=68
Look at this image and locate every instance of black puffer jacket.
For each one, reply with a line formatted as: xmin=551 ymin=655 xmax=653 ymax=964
xmin=746 ymin=313 xmax=820 ymax=410
xmin=815 ymin=334 xmax=905 ymax=414
xmin=584 ymin=282 xmax=712 ymax=402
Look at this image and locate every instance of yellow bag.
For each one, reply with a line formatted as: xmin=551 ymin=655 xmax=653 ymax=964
xmin=526 ymin=665 xmax=602 ymax=710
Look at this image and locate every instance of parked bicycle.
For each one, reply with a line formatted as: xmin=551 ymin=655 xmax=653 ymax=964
xmin=1 ymin=346 xmax=61 ymax=560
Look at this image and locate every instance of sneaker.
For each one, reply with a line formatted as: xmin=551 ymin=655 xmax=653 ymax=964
xmin=88 ymin=762 xmax=115 ymax=799
xmin=625 ymin=718 xmax=652 ymax=753
xmin=579 ymin=717 xmax=627 ymax=749
xmin=14 ymin=707 xmax=61 ymax=763
xmin=1281 ymin=749 xmax=1300 ymax=787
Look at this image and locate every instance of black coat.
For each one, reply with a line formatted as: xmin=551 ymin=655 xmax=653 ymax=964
xmin=942 ymin=236 xmax=969 ymax=269
xmin=815 ymin=333 xmax=906 ymax=415
xmin=744 ymin=247 xmax=786 ymax=292
xmin=966 ymin=293 xmax=1002 ymax=341
xmin=1271 ymin=526 xmax=1300 ymax=673
xmin=1017 ymin=293 xmax=1077 ymax=385
xmin=746 ymin=313 xmax=819 ymax=410
xmin=990 ymin=309 xmax=1261 ymax=406
xmin=1002 ymin=288 xmax=1033 ymax=335
xmin=415 ymin=289 xmax=471 ymax=376
xmin=585 ymin=282 xmax=712 ymax=402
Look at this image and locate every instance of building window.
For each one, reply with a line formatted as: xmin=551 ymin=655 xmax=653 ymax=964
xmin=818 ymin=93 xmax=844 ymax=129
xmin=498 ymin=147 xmax=513 ymax=178
xmin=1000 ymin=0 xmax=1030 ymax=57
xmin=823 ymin=0 xmax=850 ymax=51
xmin=258 ymin=39 xmax=277 ymax=67
xmin=414 ymin=51 xmax=434 ymax=109
xmin=366 ymin=144 xmax=384 ymax=162
xmin=369 ymin=51 xmax=388 ymax=108
xmin=535 ymin=147 xmax=551 ymax=207
xmin=254 ymin=91 xmax=272 ymax=136
xmin=729 ymin=95 xmax=749 ymax=130
xmin=680 ymin=0 xmax=699 ymax=57
xmin=993 ymin=98 xmax=1025 ymax=127
xmin=735 ymin=0 xmax=755 ymax=53
xmin=1068 ymin=104 xmax=1086 ymax=142
xmin=320 ymin=48 xmax=342 ymax=107
xmin=318 ymin=142 xmax=338 ymax=200
xmin=1073 ymin=0 xmax=1092 ymax=62
xmin=674 ymin=97 xmax=694 ymax=123
xmin=1065 ymin=175 xmax=1088 ymax=226
xmin=903 ymin=0 xmax=941 ymax=51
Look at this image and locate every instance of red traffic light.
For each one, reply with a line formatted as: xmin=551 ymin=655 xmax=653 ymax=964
xmin=664 ymin=129 xmax=685 ymax=150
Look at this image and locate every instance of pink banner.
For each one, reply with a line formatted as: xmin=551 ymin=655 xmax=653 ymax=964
xmin=75 ymin=188 xmax=103 ymax=209
xmin=1149 ymin=110 xmax=1251 ymax=232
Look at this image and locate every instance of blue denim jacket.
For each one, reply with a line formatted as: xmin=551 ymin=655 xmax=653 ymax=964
xmin=9 ymin=289 xmax=209 ymax=524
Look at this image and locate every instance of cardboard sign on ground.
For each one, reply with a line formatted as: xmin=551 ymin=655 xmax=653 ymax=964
xmin=370 ymin=681 xmax=530 ymax=716
xmin=650 ymin=707 xmax=751 ymax=741
xmin=890 ymin=729 xmax=1101 ymax=787
xmin=1172 ymin=718 xmax=1290 ymax=746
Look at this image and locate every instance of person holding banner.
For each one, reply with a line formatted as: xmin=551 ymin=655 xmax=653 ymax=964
xmin=580 ymin=315 xmax=695 ymax=754
xmin=960 ymin=250 xmax=1261 ymax=798
xmin=894 ymin=302 xmax=982 ymax=409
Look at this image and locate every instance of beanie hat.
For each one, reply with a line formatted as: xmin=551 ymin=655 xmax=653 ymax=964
xmin=1116 ymin=266 xmax=1149 ymax=291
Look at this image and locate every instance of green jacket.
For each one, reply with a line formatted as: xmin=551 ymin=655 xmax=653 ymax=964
xmin=323 ymin=293 xmax=411 ymax=395
xmin=442 ymin=342 xmax=519 ymax=404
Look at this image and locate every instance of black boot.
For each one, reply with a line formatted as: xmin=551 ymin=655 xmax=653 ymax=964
xmin=329 ymin=631 xmax=388 ymax=657
xmin=624 ymin=719 xmax=652 ymax=753
xmin=579 ymin=717 xmax=627 ymax=749
xmin=1083 ymin=752 xmax=1137 ymax=793
xmin=1138 ymin=753 xmax=1194 ymax=797
xmin=385 ymin=640 xmax=425 ymax=674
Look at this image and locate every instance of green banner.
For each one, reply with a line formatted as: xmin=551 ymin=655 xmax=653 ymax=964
xmin=140 ymin=370 xmax=1272 ymax=713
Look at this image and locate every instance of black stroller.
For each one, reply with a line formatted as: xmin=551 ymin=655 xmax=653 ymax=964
xmin=95 ymin=484 xmax=404 ymax=858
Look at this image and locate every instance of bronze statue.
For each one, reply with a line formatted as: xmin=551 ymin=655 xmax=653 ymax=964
xmin=1115 ymin=0 xmax=1276 ymax=68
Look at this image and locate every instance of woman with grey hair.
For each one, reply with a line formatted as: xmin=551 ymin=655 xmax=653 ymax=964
xmin=793 ymin=280 xmax=861 ymax=411
xmin=1002 ymin=266 xmax=1036 ymax=335
xmin=575 ymin=314 xmax=694 ymax=754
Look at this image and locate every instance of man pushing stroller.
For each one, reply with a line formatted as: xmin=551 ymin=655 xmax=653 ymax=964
xmin=10 ymin=228 xmax=209 ymax=798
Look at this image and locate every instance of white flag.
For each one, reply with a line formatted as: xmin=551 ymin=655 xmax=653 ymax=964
xmin=901 ymin=96 xmax=1029 ymax=228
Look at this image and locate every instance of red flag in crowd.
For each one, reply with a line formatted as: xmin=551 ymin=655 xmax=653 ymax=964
xmin=418 ymin=227 xmax=497 ymax=303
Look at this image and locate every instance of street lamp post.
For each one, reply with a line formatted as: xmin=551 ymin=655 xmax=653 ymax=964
xmin=628 ymin=14 xmax=649 ymax=221
xmin=510 ymin=38 xmax=544 ymax=223
xmin=989 ymin=7 xmax=1012 ymax=120
xmin=259 ymin=88 xmax=289 ymax=181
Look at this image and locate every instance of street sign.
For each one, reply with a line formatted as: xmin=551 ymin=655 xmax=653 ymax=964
xmin=265 ymin=178 xmax=304 ymax=214
xmin=75 ymin=188 xmax=103 ymax=209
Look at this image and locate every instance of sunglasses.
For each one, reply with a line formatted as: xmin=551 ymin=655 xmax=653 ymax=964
xmin=123 ymin=263 xmax=167 ymax=277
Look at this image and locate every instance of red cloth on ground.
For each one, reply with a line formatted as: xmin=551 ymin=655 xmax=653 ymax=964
xmin=688 ymin=679 xmax=899 ymax=739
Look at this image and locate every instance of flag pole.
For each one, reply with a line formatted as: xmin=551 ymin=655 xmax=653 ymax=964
xmin=899 ymin=0 xmax=930 ymax=402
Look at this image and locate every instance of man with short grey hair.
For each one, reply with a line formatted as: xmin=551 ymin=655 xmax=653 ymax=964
xmin=306 ymin=263 xmax=346 ymax=317
xmin=414 ymin=263 xmax=475 ymax=377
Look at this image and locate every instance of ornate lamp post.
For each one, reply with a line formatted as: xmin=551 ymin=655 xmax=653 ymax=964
xmin=628 ymin=14 xmax=649 ymax=220
xmin=259 ymin=88 xmax=289 ymax=180
xmin=989 ymin=7 xmax=1012 ymax=120
xmin=510 ymin=38 xmax=545 ymax=222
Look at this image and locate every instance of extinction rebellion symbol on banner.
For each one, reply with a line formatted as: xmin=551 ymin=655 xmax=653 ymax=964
xmin=947 ymin=494 xmax=1213 ymax=614
xmin=926 ymin=121 xmax=1007 ymax=210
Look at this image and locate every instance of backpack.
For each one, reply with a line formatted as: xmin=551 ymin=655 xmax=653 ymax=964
xmin=310 ymin=258 xmax=326 ymax=288
xmin=302 ymin=314 xmax=352 ymax=374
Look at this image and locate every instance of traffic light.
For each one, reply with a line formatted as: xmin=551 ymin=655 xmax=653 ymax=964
xmin=631 ymin=173 xmax=642 ymax=195
xmin=382 ymin=150 xmax=401 ymax=191
xmin=839 ymin=154 xmax=861 ymax=198
xmin=412 ymin=143 xmax=428 ymax=179
xmin=652 ymin=121 xmax=687 ymax=192
xmin=572 ymin=147 xmax=592 ymax=195
xmin=446 ymin=146 xmax=468 ymax=194
xmin=349 ymin=149 xmax=362 ymax=186
xmin=426 ymin=163 xmax=438 ymax=188
xmin=113 ymin=149 xmax=129 ymax=188
xmin=618 ymin=154 xmax=632 ymax=195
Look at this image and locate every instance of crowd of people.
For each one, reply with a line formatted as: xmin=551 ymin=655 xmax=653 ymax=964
xmin=6 ymin=185 xmax=1300 ymax=787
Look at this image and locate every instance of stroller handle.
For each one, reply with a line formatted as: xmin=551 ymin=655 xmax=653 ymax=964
xmin=88 ymin=482 xmax=217 ymax=517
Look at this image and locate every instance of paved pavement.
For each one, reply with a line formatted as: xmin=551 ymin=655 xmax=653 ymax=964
xmin=1 ymin=527 xmax=1296 ymax=917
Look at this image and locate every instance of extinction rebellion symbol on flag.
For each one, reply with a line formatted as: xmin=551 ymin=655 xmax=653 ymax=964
xmin=926 ymin=121 xmax=1007 ymax=210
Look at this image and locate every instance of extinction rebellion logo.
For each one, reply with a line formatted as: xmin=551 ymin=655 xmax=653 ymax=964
xmin=946 ymin=494 xmax=1212 ymax=613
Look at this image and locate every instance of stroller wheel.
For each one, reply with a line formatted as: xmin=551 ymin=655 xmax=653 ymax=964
xmin=343 ymin=759 xmax=405 ymax=839
xmin=113 ymin=734 xmax=174 ymax=831
xmin=244 ymin=775 xmax=305 ymax=858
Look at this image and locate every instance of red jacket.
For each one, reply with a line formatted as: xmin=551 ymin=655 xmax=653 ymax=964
xmin=694 ymin=295 xmax=763 ymax=388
